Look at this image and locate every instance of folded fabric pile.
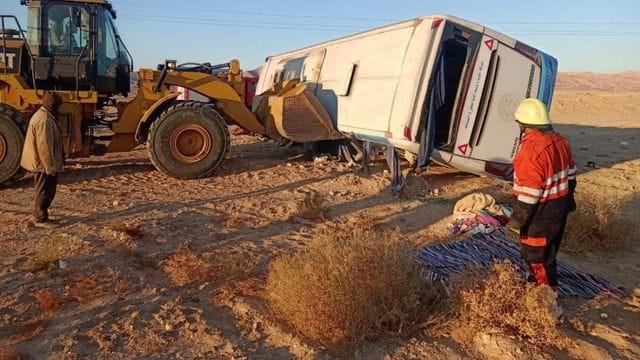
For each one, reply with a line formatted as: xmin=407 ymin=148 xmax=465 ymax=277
xmin=449 ymin=193 xmax=512 ymax=236
xmin=417 ymin=229 xmax=626 ymax=299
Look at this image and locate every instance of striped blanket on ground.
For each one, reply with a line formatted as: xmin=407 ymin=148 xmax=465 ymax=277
xmin=417 ymin=229 xmax=625 ymax=299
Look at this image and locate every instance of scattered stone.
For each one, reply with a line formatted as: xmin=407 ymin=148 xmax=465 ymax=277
xmin=314 ymin=156 xmax=328 ymax=164
xmin=433 ymin=188 xmax=440 ymax=196
xmin=286 ymin=162 xmax=292 ymax=167
xmin=600 ymin=312 xmax=609 ymax=320
xmin=112 ymin=200 xmax=119 ymax=207
xmin=620 ymin=141 xmax=629 ymax=147
xmin=329 ymin=191 xmax=335 ymax=196
xmin=584 ymin=160 xmax=599 ymax=169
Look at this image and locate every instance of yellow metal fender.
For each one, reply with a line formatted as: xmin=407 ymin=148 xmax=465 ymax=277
xmin=134 ymin=92 xmax=180 ymax=143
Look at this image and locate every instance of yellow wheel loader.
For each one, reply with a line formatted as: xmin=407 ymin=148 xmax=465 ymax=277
xmin=0 ymin=0 xmax=340 ymax=185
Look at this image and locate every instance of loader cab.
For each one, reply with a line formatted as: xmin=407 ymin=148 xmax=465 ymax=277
xmin=23 ymin=0 xmax=132 ymax=94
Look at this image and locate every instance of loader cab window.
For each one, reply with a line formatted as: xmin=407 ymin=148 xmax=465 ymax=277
xmin=95 ymin=6 xmax=131 ymax=93
xmin=46 ymin=4 xmax=89 ymax=55
xmin=97 ymin=9 xmax=118 ymax=79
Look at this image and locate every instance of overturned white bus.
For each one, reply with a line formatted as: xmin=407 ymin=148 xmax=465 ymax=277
xmin=255 ymin=14 xmax=558 ymax=182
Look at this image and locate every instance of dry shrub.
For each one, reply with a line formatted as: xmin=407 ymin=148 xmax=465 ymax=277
xmin=0 ymin=347 xmax=29 ymax=360
xmin=66 ymin=274 xmax=131 ymax=304
xmin=164 ymin=251 xmax=213 ymax=287
xmin=226 ymin=213 xmax=256 ymax=229
xmin=111 ymin=223 xmax=145 ymax=240
xmin=211 ymin=251 xmax=260 ymax=281
xmin=34 ymin=290 xmax=66 ymax=314
xmin=265 ymin=228 xmax=444 ymax=348
xmin=448 ymin=261 xmax=567 ymax=347
xmin=563 ymin=193 xmax=635 ymax=253
xmin=34 ymin=272 xmax=131 ymax=314
xmin=67 ymin=276 xmax=102 ymax=304
xmin=24 ymin=236 xmax=64 ymax=272
xmin=297 ymin=191 xmax=327 ymax=221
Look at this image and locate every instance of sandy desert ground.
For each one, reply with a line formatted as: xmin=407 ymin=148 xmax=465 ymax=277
xmin=0 ymin=72 xmax=639 ymax=359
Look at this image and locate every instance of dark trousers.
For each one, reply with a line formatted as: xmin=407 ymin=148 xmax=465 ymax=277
xmin=33 ymin=172 xmax=58 ymax=222
xmin=521 ymin=215 xmax=568 ymax=289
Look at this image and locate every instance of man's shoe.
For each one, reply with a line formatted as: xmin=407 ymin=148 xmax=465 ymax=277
xmin=33 ymin=221 xmax=57 ymax=229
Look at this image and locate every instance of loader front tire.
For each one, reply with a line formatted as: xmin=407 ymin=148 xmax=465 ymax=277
xmin=147 ymin=101 xmax=230 ymax=179
xmin=0 ymin=105 xmax=27 ymax=186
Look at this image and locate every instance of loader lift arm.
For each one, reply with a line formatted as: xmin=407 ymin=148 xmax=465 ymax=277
xmin=150 ymin=59 xmax=265 ymax=135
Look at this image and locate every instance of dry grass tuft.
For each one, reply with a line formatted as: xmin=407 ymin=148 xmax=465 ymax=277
xmin=34 ymin=271 xmax=131 ymax=314
xmin=66 ymin=274 xmax=131 ymax=304
xmin=24 ymin=236 xmax=64 ymax=272
xmin=265 ymin=228 xmax=445 ymax=348
xmin=111 ymin=223 xmax=145 ymax=240
xmin=211 ymin=250 xmax=260 ymax=282
xmin=448 ymin=261 xmax=568 ymax=347
xmin=0 ymin=347 xmax=29 ymax=360
xmin=297 ymin=191 xmax=327 ymax=221
xmin=34 ymin=290 xmax=66 ymax=314
xmin=225 ymin=213 xmax=256 ymax=229
xmin=67 ymin=276 xmax=102 ymax=304
xmin=563 ymin=193 xmax=636 ymax=253
xmin=164 ymin=251 xmax=214 ymax=287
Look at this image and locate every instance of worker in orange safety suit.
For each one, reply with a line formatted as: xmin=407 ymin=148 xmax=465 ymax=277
xmin=511 ymin=98 xmax=577 ymax=291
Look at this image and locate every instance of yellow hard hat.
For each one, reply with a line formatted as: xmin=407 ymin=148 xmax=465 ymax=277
xmin=514 ymin=98 xmax=551 ymax=126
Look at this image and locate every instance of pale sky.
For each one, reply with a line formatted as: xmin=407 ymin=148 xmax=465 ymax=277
xmin=3 ymin=0 xmax=639 ymax=72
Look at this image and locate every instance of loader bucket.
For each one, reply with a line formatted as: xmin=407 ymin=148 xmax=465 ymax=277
xmin=255 ymin=81 xmax=343 ymax=143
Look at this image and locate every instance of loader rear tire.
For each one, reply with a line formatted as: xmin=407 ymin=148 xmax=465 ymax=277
xmin=147 ymin=101 xmax=230 ymax=179
xmin=0 ymin=105 xmax=27 ymax=186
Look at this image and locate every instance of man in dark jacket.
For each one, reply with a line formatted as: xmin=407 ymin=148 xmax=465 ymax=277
xmin=511 ymin=98 xmax=577 ymax=291
xmin=20 ymin=91 xmax=64 ymax=226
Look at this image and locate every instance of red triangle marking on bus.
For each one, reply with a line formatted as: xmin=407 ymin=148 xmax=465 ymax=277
xmin=484 ymin=38 xmax=494 ymax=50
xmin=458 ymin=143 xmax=469 ymax=155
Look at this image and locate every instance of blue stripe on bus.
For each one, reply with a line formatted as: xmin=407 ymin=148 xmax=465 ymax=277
xmin=537 ymin=51 xmax=558 ymax=109
xmin=354 ymin=134 xmax=391 ymax=145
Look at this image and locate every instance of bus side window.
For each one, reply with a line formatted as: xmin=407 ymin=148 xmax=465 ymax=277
xmin=337 ymin=63 xmax=357 ymax=96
